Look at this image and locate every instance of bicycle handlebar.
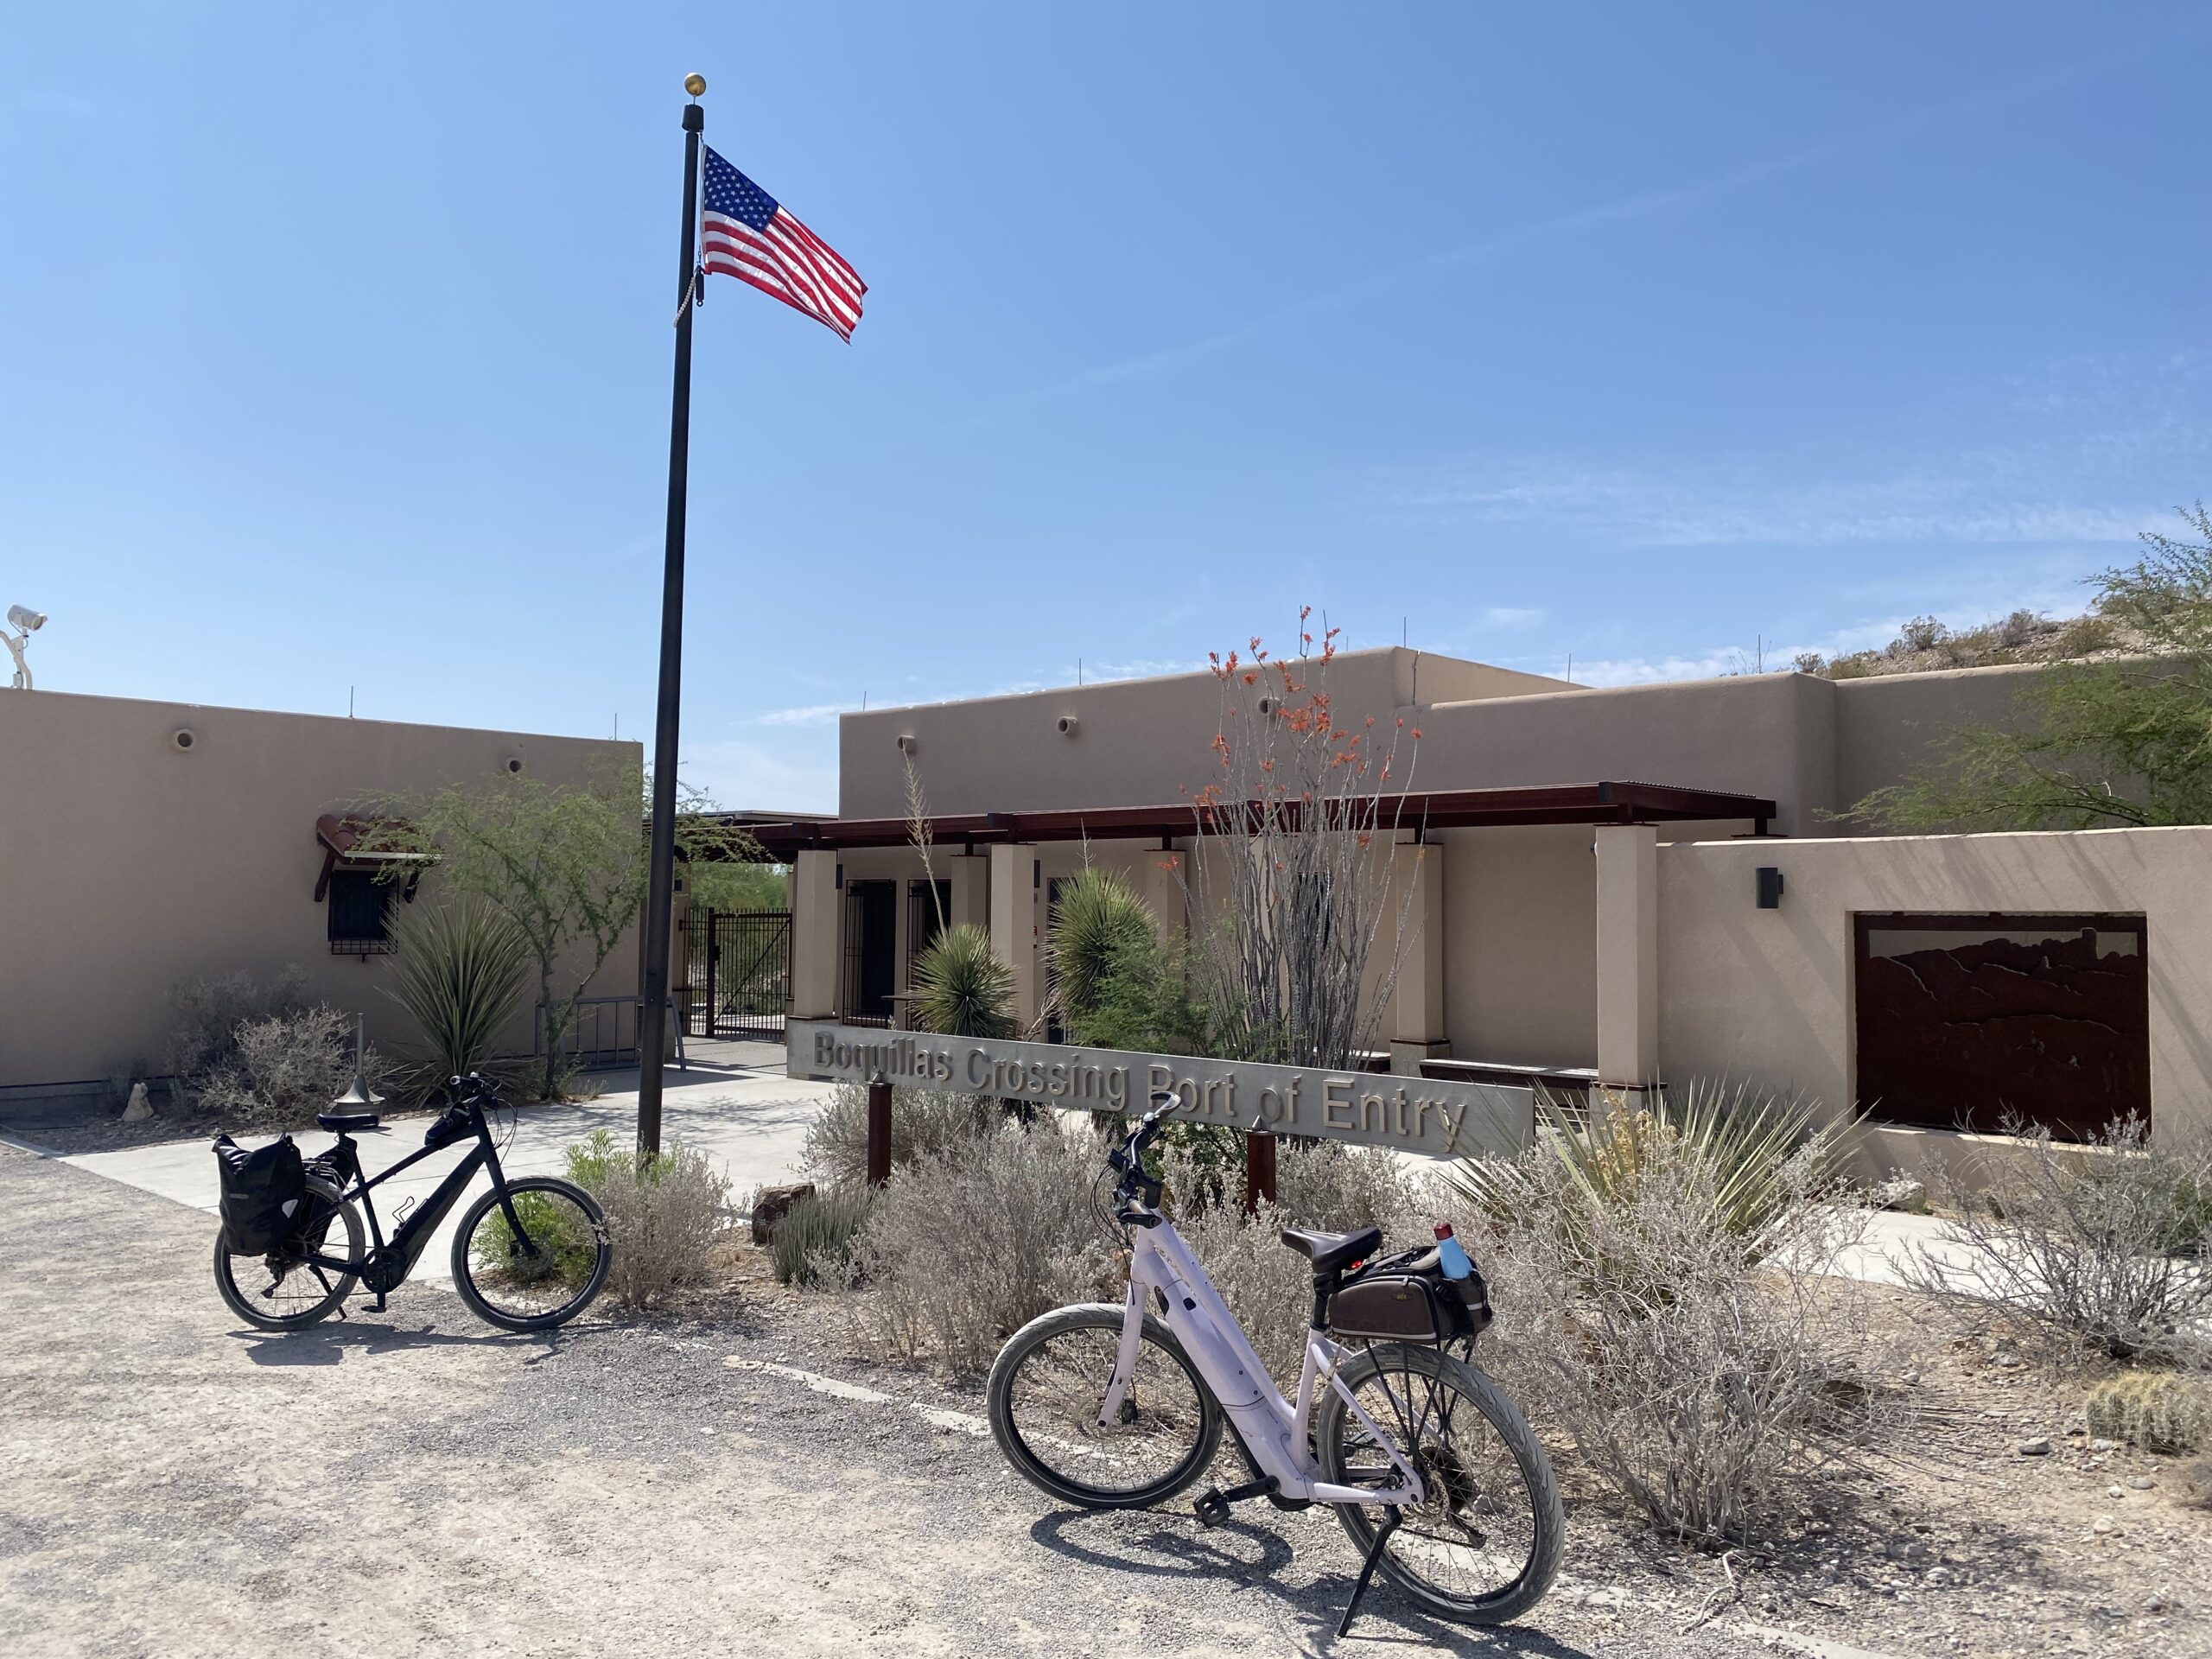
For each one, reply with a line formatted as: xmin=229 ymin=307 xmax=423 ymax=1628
xmin=1109 ymin=1091 xmax=1179 ymax=1209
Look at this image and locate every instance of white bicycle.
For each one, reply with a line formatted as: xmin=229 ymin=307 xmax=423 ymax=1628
xmin=986 ymin=1102 xmax=1562 ymax=1632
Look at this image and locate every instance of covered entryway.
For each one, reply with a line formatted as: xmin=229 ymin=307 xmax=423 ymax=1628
xmin=1854 ymin=912 xmax=2150 ymax=1140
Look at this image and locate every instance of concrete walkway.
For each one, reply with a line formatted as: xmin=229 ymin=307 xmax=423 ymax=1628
xmin=52 ymin=1040 xmax=837 ymax=1281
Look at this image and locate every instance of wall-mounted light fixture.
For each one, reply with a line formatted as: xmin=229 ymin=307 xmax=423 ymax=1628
xmin=1755 ymin=866 xmax=1785 ymax=910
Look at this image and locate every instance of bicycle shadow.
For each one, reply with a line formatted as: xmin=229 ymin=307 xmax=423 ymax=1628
xmin=229 ymin=1318 xmax=566 ymax=1368
xmin=1028 ymin=1510 xmax=1593 ymax=1656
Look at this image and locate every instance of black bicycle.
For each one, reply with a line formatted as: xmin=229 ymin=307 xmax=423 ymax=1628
xmin=212 ymin=1072 xmax=613 ymax=1334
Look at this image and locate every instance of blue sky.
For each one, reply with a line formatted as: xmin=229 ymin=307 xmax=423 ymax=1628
xmin=3 ymin=4 xmax=2207 ymax=810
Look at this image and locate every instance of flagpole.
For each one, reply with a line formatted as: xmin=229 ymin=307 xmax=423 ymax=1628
xmin=637 ymin=73 xmax=707 ymax=1157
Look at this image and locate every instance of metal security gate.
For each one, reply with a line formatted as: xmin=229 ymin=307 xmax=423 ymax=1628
xmin=1854 ymin=912 xmax=2150 ymax=1141
xmin=685 ymin=910 xmax=791 ymax=1039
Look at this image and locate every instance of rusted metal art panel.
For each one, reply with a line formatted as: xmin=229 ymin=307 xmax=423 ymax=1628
xmin=1853 ymin=912 xmax=2149 ymax=1141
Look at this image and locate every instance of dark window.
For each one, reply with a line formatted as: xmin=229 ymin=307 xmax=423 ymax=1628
xmin=1853 ymin=912 xmax=2149 ymax=1140
xmin=327 ymin=870 xmax=396 ymax=955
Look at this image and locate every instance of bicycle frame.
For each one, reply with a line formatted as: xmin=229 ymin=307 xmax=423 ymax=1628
xmin=299 ymin=1096 xmax=531 ymax=1297
xmin=1104 ymin=1201 xmax=1426 ymax=1509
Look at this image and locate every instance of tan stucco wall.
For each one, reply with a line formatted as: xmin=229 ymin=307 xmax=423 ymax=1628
xmin=1655 ymin=826 xmax=2212 ymax=1143
xmin=1437 ymin=825 xmax=1598 ymax=1070
xmin=836 ymin=648 xmax=1569 ymax=819
xmin=0 ymin=690 xmax=641 ymax=1090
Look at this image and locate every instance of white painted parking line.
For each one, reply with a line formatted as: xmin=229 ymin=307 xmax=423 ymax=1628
xmin=724 ymin=1357 xmax=992 ymax=1437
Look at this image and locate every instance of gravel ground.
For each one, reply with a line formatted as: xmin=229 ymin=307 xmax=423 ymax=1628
xmin=3 ymin=1140 xmax=2205 ymax=1659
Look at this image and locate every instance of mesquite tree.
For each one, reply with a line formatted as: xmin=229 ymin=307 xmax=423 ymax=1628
xmin=1179 ymin=613 xmax=1426 ymax=1070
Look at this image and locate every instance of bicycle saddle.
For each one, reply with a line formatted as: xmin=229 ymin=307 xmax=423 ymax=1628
xmin=316 ymin=1111 xmax=382 ymax=1133
xmin=1278 ymin=1224 xmax=1382 ymax=1273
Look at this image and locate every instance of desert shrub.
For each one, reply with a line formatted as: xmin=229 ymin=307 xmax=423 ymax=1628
xmin=2054 ymin=613 xmax=2118 ymax=657
xmin=771 ymin=1187 xmax=876 ymax=1287
xmin=194 ymin=1006 xmax=390 ymax=1128
xmin=385 ymin=899 xmax=531 ymax=1094
xmin=1465 ymin=1135 xmax=1878 ymax=1545
xmin=1450 ymin=1080 xmax=1838 ymax=1277
xmin=563 ymin=1129 xmax=733 ymax=1308
xmin=1900 ymin=1116 xmax=2212 ymax=1365
xmin=840 ymin=1120 xmax=1117 ymax=1375
xmin=1048 ymin=868 xmax=1155 ymax=1027
xmin=911 ymin=924 xmax=1016 ymax=1039
xmin=1896 ymin=614 xmax=1948 ymax=652
xmin=798 ymin=1082 xmax=994 ymax=1189
xmin=2085 ymin=1372 xmax=2209 ymax=1454
xmin=166 ymin=967 xmax=310 ymax=1086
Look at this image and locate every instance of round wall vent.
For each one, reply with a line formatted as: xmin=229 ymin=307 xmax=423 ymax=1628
xmin=171 ymin=728 xmax=197 ymax=752
xmin=505 ymin=756 xmax=524 ymax=774
xmin=1056 ymin=715 xmax=1079 ymax=738
xmin=895 ymin=734 xmax=918 ymax=755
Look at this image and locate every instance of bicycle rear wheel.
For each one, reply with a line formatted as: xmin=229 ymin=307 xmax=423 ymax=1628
xmin=212 ymin=1175 xmax=362 ymax=1332
xmin=1315 ymin=1343 xmax=1561 ymax=1625
xmin=988 ymin=1302 xmax=1223 ymax=1509
xmin=450 ymin=1177 xmax=611 ymax=1332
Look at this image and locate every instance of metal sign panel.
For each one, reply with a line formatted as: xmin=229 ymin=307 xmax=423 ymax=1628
xmin=786 ymin=1020 xmax=1532 ymax=1160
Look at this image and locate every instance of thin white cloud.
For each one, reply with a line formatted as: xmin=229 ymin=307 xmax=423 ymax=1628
xmin=1479 ymin=607 xmax=1545 ymax=629
xmin=752 ymin=702 xmax=849 ymax=728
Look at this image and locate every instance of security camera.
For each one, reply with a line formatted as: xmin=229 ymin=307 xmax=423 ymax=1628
xmin=6 ymin=606 xmax=45 ymax=632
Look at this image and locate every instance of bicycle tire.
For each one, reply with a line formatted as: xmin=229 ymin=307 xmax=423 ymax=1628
xmin=1315 ymin=1343 xmax=1562 ymax=1625
xmin=212 ymin=1174 xmax=361 ymax=1332
xmin=449 ymin=1176 xmax=612 ymax=1332
xmin=988 ymin=1302 xmax=1224 ymax=1509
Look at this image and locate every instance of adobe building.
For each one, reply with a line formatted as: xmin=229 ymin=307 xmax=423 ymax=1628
xmin=0 ymin=689 xmax=641 ymax=1103
xmin=726 ymin=647 xmax=2209 ymax=1178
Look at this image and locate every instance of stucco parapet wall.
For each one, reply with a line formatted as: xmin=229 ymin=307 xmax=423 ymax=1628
xmin=1652 ymin=823 xmax=2212 ymax=1147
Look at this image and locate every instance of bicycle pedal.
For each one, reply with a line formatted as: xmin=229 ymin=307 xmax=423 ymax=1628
xmin=1192 ymin=1489 xmax=1231 ymax=1529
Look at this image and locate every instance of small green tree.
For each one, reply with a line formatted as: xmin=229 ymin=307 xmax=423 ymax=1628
xmin=684 ymin=859 xmax=789 ymax=913
xmin=1853 ymin=504 xmax=2212 ymax=830
xmin=365 ymin=760 xmax=756 ymax=1100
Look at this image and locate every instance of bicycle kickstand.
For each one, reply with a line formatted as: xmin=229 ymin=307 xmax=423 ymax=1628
xmin=1335 ymin=1507 xmax=1402 ymax=1638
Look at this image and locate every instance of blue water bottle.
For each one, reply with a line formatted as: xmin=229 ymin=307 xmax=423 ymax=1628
xmin=1433 ymin=1221 xmax=1473 ymax=1280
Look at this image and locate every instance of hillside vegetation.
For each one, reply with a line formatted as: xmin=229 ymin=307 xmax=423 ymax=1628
xmin=1794 ymin=607 xmax=2140 ymax=681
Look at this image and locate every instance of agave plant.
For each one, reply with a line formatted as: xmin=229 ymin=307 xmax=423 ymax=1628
xmin=911 ymin=923 xmax=1016 ymax=1039
xmin=1451 ymin=1078 xmax=1839 ymax=1269
xmin=386 ymin=898 xmax=531 ymax=1092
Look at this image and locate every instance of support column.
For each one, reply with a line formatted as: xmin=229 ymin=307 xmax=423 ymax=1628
xmin=1594 ymin=824 xmax=1659 ymax=1100
xmin=1141 ymin=843 xmax=1188 ymax=940
xmin=988 ymin=843 xmax=1042 ymax=1029
xmin=948 ymin=852 xmax=989 ymax=932
xmin=790 ymin=849 xmax=842 ymax=1020
xmin=1389 ymin=841 xmax=1448 ymax=1076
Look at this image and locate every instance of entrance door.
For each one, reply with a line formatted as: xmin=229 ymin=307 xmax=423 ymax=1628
xmin=842 ymin=880 xmax=898 ymax=1026
xmin=1853 ymin=912 xmax=2149 ymax=1141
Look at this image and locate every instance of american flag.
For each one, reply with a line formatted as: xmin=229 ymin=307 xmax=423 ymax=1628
xmin=699 ymin=145 xmax=866 ymax=341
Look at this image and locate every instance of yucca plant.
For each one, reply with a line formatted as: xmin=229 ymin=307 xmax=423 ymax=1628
xmin=1047 ymin=869 xmax=1155 ymax=1026
xmin=386 ymin=898 xmax=531 ymax=1094
xmin=1451 ymin=1078 xmax=1837 ymax=1272
xmin=911 ymin=923 xmax=1016 ymax=1039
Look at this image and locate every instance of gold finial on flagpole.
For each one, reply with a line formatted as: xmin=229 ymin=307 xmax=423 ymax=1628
xmin=684 ymin=73 xmax=707 ymax=99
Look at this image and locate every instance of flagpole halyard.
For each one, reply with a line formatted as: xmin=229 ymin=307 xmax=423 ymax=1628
xmin=637 ymin=76 xmax=707 ymax=1157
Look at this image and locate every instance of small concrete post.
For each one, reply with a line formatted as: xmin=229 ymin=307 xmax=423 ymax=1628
xmin=866 ymin=1071 xmax=893 ymax=1189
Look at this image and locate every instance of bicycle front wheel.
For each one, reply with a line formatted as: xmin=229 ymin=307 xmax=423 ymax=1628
xmin=212 ymin=1175 xmax=362 ymax=1332
xmin=450 ymin=1177 xmax=611 ymax=1332
xmin=988 ymin=1302 xmax=1223 ymax=1509
xmin=1315 ymin=1344 xmax=1562 ymax=1625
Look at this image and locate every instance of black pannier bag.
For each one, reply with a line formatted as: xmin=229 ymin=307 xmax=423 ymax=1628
xmin=1329 ymin=1248 xmax=1493 ymax=1345
xmin=213 ymin=1134 xmax=308 ymax=1255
